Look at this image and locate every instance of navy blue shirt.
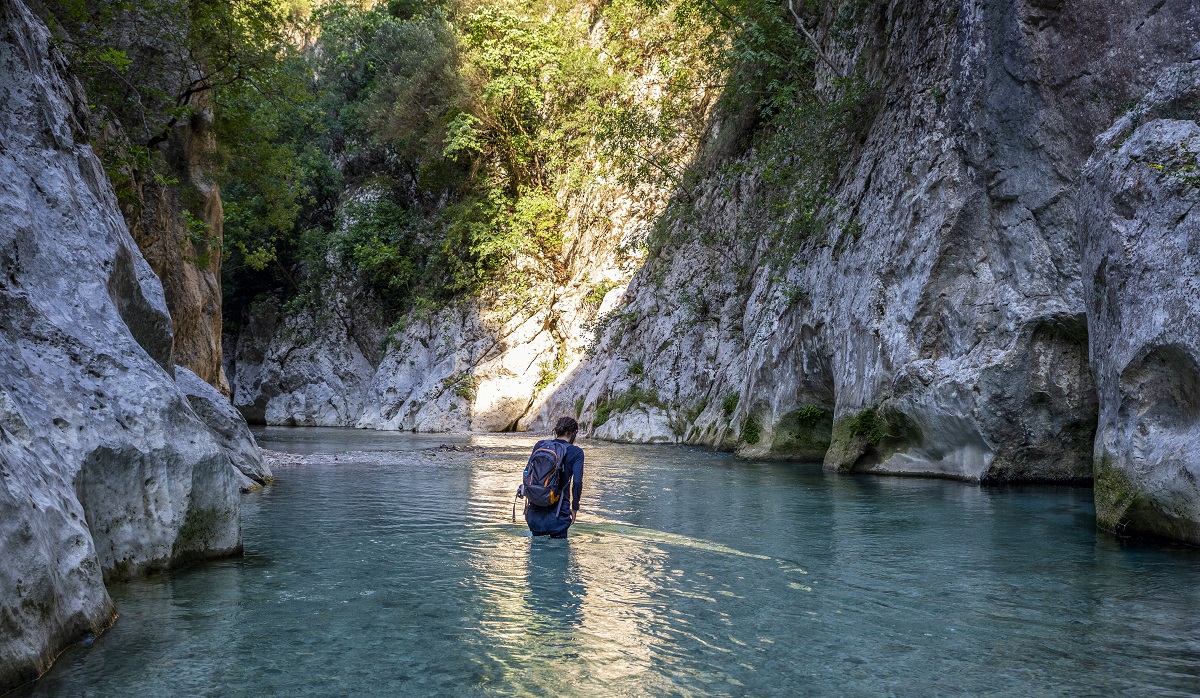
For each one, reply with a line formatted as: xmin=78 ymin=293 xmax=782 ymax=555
xmin=524 ymin=439 xmax=584 ymax=536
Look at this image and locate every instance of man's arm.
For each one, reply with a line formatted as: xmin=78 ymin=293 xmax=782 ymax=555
xmin=570 ymin=450 xmax=584 ymax=520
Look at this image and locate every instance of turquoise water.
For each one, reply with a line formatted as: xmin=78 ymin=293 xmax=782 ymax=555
xmin=20 ymin=428 xmax=1200 ymax=697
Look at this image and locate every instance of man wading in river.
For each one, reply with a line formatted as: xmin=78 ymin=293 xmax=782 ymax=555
xmin=519 ymin=417 xmax=584 ymax=538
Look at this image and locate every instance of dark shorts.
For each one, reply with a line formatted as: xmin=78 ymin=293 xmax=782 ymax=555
xmin=526 ymin=505 xmax=571 ymax=538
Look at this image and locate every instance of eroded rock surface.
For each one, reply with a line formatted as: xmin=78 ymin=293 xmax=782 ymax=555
xmin=176 ymin=366 xmax=272 ymax=490
xmin=231 ymin=291 xmax=382 ymax=427
xmin=79 ymin=8 xmax=230 ymax=394
xmin=1080 ymin=61 xmax=1200 ymax=542
xmin=532 ymin=0 xmax=1197 ymax=485
xmin=0 ymin=2 xmax=241 ymax=690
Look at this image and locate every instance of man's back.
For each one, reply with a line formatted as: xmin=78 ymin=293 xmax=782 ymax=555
xmin=524 ymin=419 xmax=584 ymax=538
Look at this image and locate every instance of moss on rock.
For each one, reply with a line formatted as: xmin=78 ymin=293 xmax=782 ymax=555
xmin=825 ymin=402 xmax=924 ymax=472
xmin=766 ymin=405 xmax=833 ymax=460
xmin=1094 ymin=451 xmax=1141 ymax=534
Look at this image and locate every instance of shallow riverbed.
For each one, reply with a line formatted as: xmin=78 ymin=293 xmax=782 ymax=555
xmin=20 ymin=428 xmax=1200 ymax=696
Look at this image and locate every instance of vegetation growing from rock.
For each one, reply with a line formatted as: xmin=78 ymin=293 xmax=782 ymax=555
xmin=721 ymin=392 xmax=740 ymax=418
xmin=741 ymin=415 xmax=762 ymax=444
xmin=593 ymin=386 xmax=665 ymax=428
xmin=43 ymin=0 xmax=881 ymax=332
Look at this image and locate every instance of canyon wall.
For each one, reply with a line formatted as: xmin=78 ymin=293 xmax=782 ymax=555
xmin=113 ymin=97 xmax=229 ymax=394
xmin=82 ymin=10 xmax=229 ymax=394
xmin=228 ymin=0 xmax=1200 ymax=540
xmin=532 ymin=0 xmax=1197 ymax=484
xmin=0 ymin=1 xmax=248 ymax=690
xmin=1080 ymin=62 xmax=1200 ymax=544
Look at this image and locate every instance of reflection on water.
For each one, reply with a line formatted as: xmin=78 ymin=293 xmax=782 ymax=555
xmin=19 ymin=428 xmax=1200 ymax=697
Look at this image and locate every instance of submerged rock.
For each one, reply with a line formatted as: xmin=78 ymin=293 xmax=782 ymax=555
xmin=0 ymin=1 xmax=241 ymax=690
xmin=1080 ymin=61 xmax=1200 ymax=543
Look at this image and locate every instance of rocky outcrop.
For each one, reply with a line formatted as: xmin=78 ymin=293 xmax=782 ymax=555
xmin=176 ymin=366 xmax=273 ymax=491
xmin=123 ymin=99 xmax=228 ymax=394
xmin=0 ymin=1 xmax=242 ymax=691
xmin=532 ymin=0 xmax=1197 ymax=485
xmin=1080 ymin=61 xmax=1200 ymax=543
xmin=231 ymin=175 xmax=655 ymax=432
xmin=69 ymin=4 xmax=229 ymax=394
xmin=231 ymin=290 xmax=383 ymax=426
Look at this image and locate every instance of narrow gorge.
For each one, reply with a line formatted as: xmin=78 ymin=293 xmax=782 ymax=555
xmin=1 ymin=0 xmax=1198 ymax=691
xmin=225 ymin=0 xmax=1200 ymax=527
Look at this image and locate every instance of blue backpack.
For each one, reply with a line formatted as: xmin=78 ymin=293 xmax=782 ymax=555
xmin=518 ymin=439 xmax=569 ymax=508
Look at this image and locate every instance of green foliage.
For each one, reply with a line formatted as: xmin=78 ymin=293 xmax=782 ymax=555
xmin=795 ymin=404 xmax=827 ymax=424
xmin=593 ymin=386 xmax=663 ymax=428
xmin=217 ymin=0 xmax=665 ymax=317
xmin=334 ymin=196 xmax=425 ymax=307
xmin=535 ymin=351 xmax=569 ymax=391
xmin=845 ymin=406 xmax=883 ymax=444
xmin=584 ymin=280 xmax=618 ymax=306
xmin=741 ymin=416 xmax=761 ymax=445
xmin=844 ymin=403 xmax=922 ymax=449
xmin=181 ymin=209 xmax=216 ymax=266
xmin=360 ymin=13 xmax=464 ymax=165
xmin=721 ymin=392 xmax=739 ymax=418
xmin=629 ymin=359 xmax=645 ymax=376
xmin=447 ymin=372 xmax=478 ymax=401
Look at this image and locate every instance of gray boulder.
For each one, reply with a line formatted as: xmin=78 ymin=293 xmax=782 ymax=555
xmin=176 ymin=366 xmax=272 ymax=490
xmin=1080 ymin=61 xmax=1200 ymax=543
xmin=0 ymin=1 xmax=240 ymax=691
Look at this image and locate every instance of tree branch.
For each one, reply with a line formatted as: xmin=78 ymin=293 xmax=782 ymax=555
xmin=786 ymin=0 xmax=844 ymax=79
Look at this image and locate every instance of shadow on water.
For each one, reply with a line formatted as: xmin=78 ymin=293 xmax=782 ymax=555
xmin=525 ymin=540 xmax=584 ymax=628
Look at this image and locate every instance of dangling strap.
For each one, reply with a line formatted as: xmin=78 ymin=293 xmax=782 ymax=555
xmin=555 ymin=471 xmax=570 ymax=518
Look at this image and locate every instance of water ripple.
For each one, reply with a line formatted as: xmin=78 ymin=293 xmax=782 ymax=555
xmin=17 ymin=430 xmax=1200 ymax=697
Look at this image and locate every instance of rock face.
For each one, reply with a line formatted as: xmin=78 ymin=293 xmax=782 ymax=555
xmin=122 ymin=99 xmax=229 ymax=395
xmin=231 ymin=290 xmax=384 ymax=427
xmin=231 ymin=176 xmax=657 ymax=432
xmin=1080 ymin=61 xmax=1200 ymax=543
xmin=0 ymin=1 xmax=241 ymax=691
xmin=176 ymin=366 xmax=273 ymax=491
xmin=71 ymin=5 xmax=229 ymax=395
xmin=531 ymin=0 xmax=1198 ymax=486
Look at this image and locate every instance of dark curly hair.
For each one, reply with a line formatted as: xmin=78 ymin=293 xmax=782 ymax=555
xmin=554 ymin=416 xmax=579 ymax=437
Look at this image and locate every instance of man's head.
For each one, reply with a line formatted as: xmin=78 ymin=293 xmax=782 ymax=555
xmin=555 ymin=416 xmax=579 ymax=443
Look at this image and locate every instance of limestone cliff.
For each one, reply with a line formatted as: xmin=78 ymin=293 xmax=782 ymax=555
xmin=1080 ymin=61 xmax=1200 ymax=544
xmin=0 ymin=1 xmax=245 ymax=690
xmin=35 ymin=0 xmax=232 ymax=394
xmin=534 ymin=0 xmax=1197 ymax=487
xmin=114 ymin=96 xmax=228 ymax=394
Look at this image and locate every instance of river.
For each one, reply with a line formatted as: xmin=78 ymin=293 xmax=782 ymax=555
xmin=20 ymin=428 xmax=1200 ymax=696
